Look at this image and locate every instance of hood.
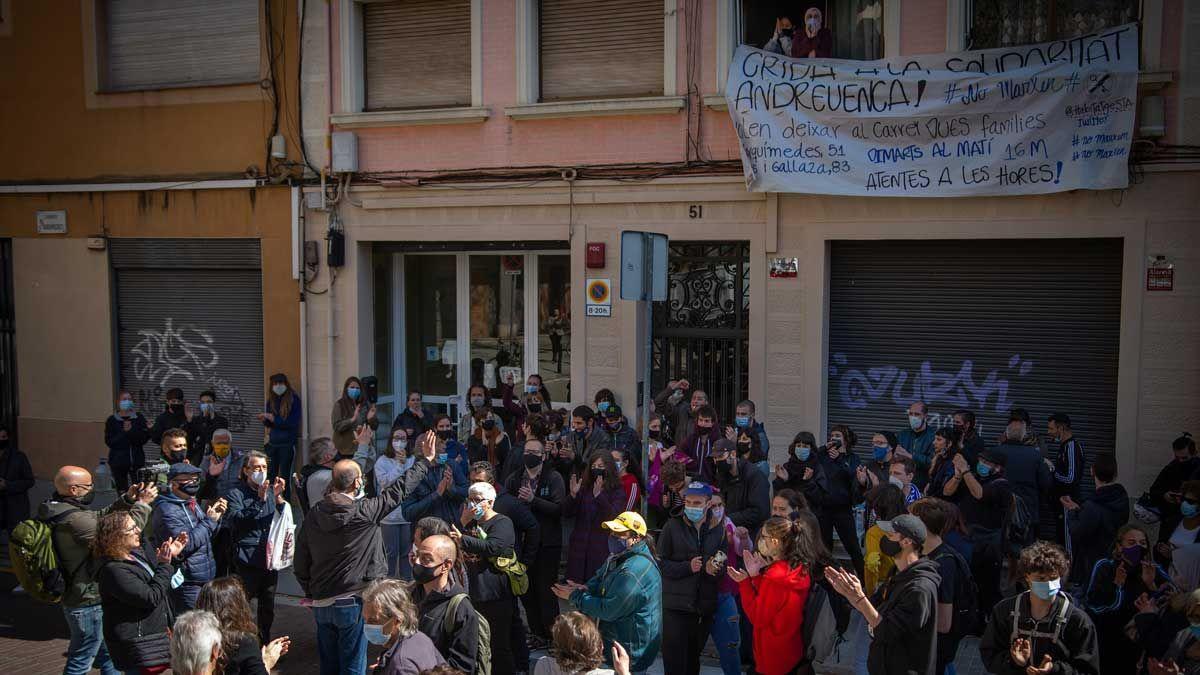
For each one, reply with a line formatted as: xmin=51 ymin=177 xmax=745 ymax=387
xmin=38 ymin=496 xmax=82 ymax=520
xmin=896 ymin=557 xmax=942 ymax=586
xmin=1092 ymin=483 xmax=1130 ymax=512
xmin=764 ymin=560 xmax=811 ymax=590
xmin=300 ymin=463 xmax=330 ymax=478
xmin=308 ymin=492 xmax=359 ymax=532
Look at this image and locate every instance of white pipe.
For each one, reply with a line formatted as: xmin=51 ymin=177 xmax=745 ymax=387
xmin=290 ymin=186 xmax=301 ymax=280
xmin=295 ymin=186 xmax=311 ymax=467
xmin=0 ymin=179 xmax=259 ymax=193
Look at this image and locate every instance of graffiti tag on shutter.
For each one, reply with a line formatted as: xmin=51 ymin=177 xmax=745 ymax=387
xmin=829 ymin=352 xmax=1034 ymax=414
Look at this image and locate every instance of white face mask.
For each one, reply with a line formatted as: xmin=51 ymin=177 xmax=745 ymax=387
xmin=249 ymin=469 xmax=267 ymax=486
xmin=272 ymin=384 xmax=287 ymax=396
xmin=806 ymin=17 xmax=820 ymax=31
xmin=392 ymin=439 xmax=407 ymax=451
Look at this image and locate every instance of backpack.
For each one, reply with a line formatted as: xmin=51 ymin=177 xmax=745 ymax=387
xmin=444 ymin=592 xmax=492 ymax=675
xmin=1009 ymin=591 xmax=1072 ymax=651
xmin=1003 ymin=490 xmax=1034 ymax=557
xmin=8 ymin=510 xmax=77 ymax=603
xmin=802 ymin=580 xmax=844 ymax=664
xmin=931 ymin=546 xmax=980 ymax=637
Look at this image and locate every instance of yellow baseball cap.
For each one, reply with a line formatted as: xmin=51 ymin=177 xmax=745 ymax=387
xmin=602 ymin=511 xmax=647 ymax=536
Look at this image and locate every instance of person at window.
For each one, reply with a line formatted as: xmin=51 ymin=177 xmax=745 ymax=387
xmin=818 ymin=424 xmax=865 ymax=580
xmin=403 ymin=429 xmax=469 ymax=526
xmin=332 ymin=377 xmax=378 ymax=456
xmin=654 ymin=379 xmax=708 ymax=444
xmin=926 ymin=428 xmax=961 ymax=504
xmin=1062 ymin=453 xmax=1129 ymax=586
xmin=1048 ymin=412 xmax=1086 ymax=554
xmin=361 ymin=578 xmax=445 ymax=675
xmin=944 ymin=448 xmax=1011 ymax=620
xmin=909 ymin=498 xmax=973 ymax=675
xmin=790 ymin=7 xmax=833 ymax=59
xmin=150 ymin=387 xmax=189 ymax=452
xmin=393 ymin=390 xmax=431 ymax=438
xmin=595 ymin=404 xmax=642 ymax=467
xmin=763 ymin=14 xmax=798 ymax=55
xmin=1086 ymin=524 xmax=1174 ymax=674
xmin=195 ymin=576 xmax=291 ymax=675
xmin=260 ymin=373 xmax=302 ymax=500
xmin=185 ymin=390 xmax=228 ymax=468
xmin=825 ymin=514 xmax=941 ymax=675
xmin=565 ymin=452 xmax=626 ymax=583
xmin=93 ymin=510 xmax=185 ymax=675
xmin=468 ymin=407 xmax=515 ymax=483
xmin=0 ymin=425 xmax=33 ymax=545
xmin=411 ymin=534 xmax=484 ymax=675
xmin=150 ymin=463 xmax=226 ymax=612
xmin=459 ymin=383 xmax=495 ymax=443
xmin=896 ymin=402 xmax=935 ymax=488
xmin=224 ymin=451 xmax=288 ymax=643
xmin=534 ymin=612 xmax=632 ymax=675
xmin=659 ymin=481 xmax=727 ymax=675
xmin=680 ymin=406 xmax=722 ymax=483
xmin=952 ymin=409 xmax=985 ymax=466
xmin=105 ymin=390 xmax=151 ymax=493
xmin=979 ymin=541 xmax=1100 ymax=675
xmin=507 ymin=438 xmax=567 ymax=647
xmin=547 ymin=309 xmax=568 ymax=375
xmin=1149 ymin=433 xmax=1199 ymax=548
xmin=993 ymin=421 xmax=1051 ymax=537
xmin=709 ymin=439 xmax=770 ymax=539
xmin=610 ymin=446 xmax=645 ymax=513
xmin=376 ymin=427 xmax=416 ymax=579
xmin=449 ymin=481 xmax=519 ymax=675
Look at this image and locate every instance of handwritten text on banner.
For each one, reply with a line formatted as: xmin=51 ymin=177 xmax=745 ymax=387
xmin=725 ymin=25 xmax=1138 ymax=197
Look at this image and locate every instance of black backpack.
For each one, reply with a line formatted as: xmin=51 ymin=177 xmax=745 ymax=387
xmin=930 ymin=546 xmax=980 ymax=637
xmin=1003 ymin=489 xmax=1034 ymax=557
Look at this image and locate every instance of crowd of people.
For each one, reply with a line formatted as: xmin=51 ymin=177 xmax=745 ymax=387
xmin=4 ymin=368 xmax=1200 ymax=675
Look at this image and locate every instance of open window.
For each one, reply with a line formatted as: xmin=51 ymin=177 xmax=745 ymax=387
xmin=967 ymin=0 xmax=1139 ymax=50
xmin=738 ymin=0 xmax=884 ymax=61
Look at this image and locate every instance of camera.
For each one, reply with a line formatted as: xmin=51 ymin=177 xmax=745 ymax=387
xmin=134 ymin=462 xmax=170 ymax=486
xmin=361 ymin=376 xmax=379 ymax=404
xmin=712 ymin=549 xmax=728 ymax=566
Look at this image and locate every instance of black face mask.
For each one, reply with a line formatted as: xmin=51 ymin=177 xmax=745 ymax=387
xmin=780 ymin=27 xmax=794 ymax=38
xmin=591 ymin=467 xmax=606 ymax=478
xmin=879 ymin=537 xmax=902 ymax=557
xmin=166 ymin=451 xmax=186 ymax=463
xmin=481 ymin=419 xmax=496 ymax=431
xmin=412 ymin=561 xmax=442 ymax=585
xmin=76 ymin=490 xmax=96 ymax=506
xmin=168 ymin=404 xmax=184 ymax=415
xmin=524 ymin=454 xmax=543 ymax=470
xmin=527 ymin=404 xmax=543 ymax=414
xmin=178 ymin=483 xmax=201 ymax=496
xmin=437 ymin=429 xmax=453 ymax=441
xmin=648 ymin=429 xmax=661 ymax=441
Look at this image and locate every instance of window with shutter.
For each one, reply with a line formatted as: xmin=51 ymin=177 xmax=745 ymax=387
xmin=969 ymin=0 xmax=1138 ymax=50
xmin=539 ymin=0 xmax=665 ymax=102
xmin=98 ymin=0 xmax=261 ymax=92
xmin=363 ymin=0 xmax=471 ymax=111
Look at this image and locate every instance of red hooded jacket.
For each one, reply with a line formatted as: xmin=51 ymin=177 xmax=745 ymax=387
xmin=738 ymin=560 xmax=811 ymax=675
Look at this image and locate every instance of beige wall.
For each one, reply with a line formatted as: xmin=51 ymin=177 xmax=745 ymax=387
xmin=305 ymin=170 xmax=1200 ymax=495
xmin=14 ymin=238 xmax=115 ymax=476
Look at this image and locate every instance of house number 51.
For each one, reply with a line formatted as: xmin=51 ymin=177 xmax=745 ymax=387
xmin=688 ymin=205 xmax=704 ymax=219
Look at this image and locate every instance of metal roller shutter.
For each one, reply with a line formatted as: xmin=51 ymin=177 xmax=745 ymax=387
xmin=112 ymin=239 xmax=264 ymax=460
xmin=825 ymin=238 xmax=1123 ymax=504
xmin=364 ymin=0 xmax=472 ymax=110
xmin=539 ymin=0 xmax=664 ymax=101
xmin=100 ymin=0 xmax=260 ymax=91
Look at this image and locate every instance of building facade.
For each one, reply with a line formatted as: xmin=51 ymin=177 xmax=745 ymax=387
xmin=296 ymin=0 xmax=1200 ymax=498
xmin=0 ymin=1 xmax=304 ymax=477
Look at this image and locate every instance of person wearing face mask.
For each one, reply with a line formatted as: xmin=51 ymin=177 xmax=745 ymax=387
xmin=412 ymin=534 xmax=485 ymax=674
xmin=294 ymin=436 xmax=338 ymax=515
xmin=294 ymin=454 xmax=421 ymax=675
xmin=105 ymin=390 xmax=151 ymax=493
xmin=790 ymin=6 xmax=833 ymax=59
xmin=150 ymin=387 xmax=189 ymax=453
xmin=259 ymin=374 xmax=302 ymax=499
xmin=332 ymin=376 xmax=378 ymax=455
xmin=594 ymin=405 xmax=643 ymax=468
xmin=501 ymin=373 xmax=549 ymax=442
xmin=710 ymin=440 xmax=770 ymax=540
xmin=610 ymin=447 xmax=645 ymax=513
xmin=1047 ymin=412 xmax=1086 ymax=552
xmin=1149 ymin=433 xmax=1199 ymax=547
xmin=679 ymin=406 xmax=722 ymax=482
xmin=376 ymin=427 xmax=416 ymax=579
xmin=157 ymin=428 xmax=191 ymax=483
xmin=980 ymin=541 xmax=1099 ymax=675
xmin=655 ymin=379 xmax=708 ymax=445
xmin=658 ymin=482 xmax=727 ymax=675
xmin=593 ymin=388 xmax=618 ymax=418
xmin=459 ymin=383 xmax=495 ymax=442
xmin=763 ymin=14 xmax=798 ymax=55
xmin=469 ymin=408 xmax=515 ymax=482
xmin=704 ymin=492 xmax=745 ymax=675
xmin=449 ymin=481 xmax=519 ymax=675
xmin=1062 ymin=453 xmax=1129 ymax=586
xmin=404 ymin=427 xmax=470 ymax=525
xmin=993 ymin=421 xmax=1052 ymax=536
xmin=184 ymin=390 xmax=228 ymax=467
xmin=0 ymin=425 xmax=33 ymax=544
xmin=565 ymin=452 xmax=626 ymax=583
xmin=507 ymin=439 xmax=567 ymax=645
xmin=951 ymin=409 xmax=985 ymax=467
xmin=223 ymin=451 xmax=287 ymax=644
xmin=38 ymin=466 xmax=158 ymax=675
xmin=150 ymin=463 xmax=227 ymax=612
xmin=1139 ymin=589 xmax=1200 ymax=675
xmin=926 ymin=428 xmax=962 ymax=504
xmin=886 ymin=457 xmax=922 ymax=505
xmin=361 ymin=578 xmax=446 ymax=675
xmin=1161 ymin=482 xmax=1200 ymax=568
xmin=1085 ymin=524 xmax=1173 ymax=674
xmin=554 ymin=512 xmax=663 ymax=675
xmin=825 ymin=514 xmax=941 ymax=675
xmin=945 ymin=448 xmax=1012 ymax=622
xmin=556 ymin=406 xmax=605 ymax=484
xmin=773 ymin=431 xmax=827 ymax=507
xmin=818 ymin=424 xmax=866 ymax=580
xmin=895 ymin=402 xmax=935 ymax=489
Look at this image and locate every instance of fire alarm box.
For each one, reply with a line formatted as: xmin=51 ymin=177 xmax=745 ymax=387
xmin=586 ymin=242 xmax=606 ymax=269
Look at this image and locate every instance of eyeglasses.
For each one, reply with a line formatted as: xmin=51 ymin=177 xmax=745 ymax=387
xmin=124 ymin=525 xmax=141 ymax=535
xmin=69 ymin=484 xmax=94 ymax=491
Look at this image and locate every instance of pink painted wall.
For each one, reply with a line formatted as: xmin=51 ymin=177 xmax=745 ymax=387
xmin=335 ymin=0 xmax=1182 ymax=173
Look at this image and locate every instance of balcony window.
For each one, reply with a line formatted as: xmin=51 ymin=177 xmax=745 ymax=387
xmin=97 ymin=0 xmax=260 ymax=92
xmin=968 ymin=0 xmax=1138 ymax=50
xmin=363 ymin=0 xmax=471 ymax=110
xmin=739 ymin=0 xmax=883 ymax=61
xmin=539 ymin=0 xmax=666 ymax=101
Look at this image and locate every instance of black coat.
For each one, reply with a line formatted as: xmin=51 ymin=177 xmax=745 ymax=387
xmin=0 ymin=447 xmax=34 ymax=529
xmin=818 ymin=447 xmax=862 ymax=509
xmin=149 ymin=409 xmax=188 ymax=449
xmin=492 ymin=486 xmax=541 ymax=564
xmin=104 ymin=414 xmax=150 ymax=469
xmin=867 ymin=558 xmax=941 ymax=675
xmin=994 ymin=442 xmax=1051 ymax=524
xmin=505 ymin=467 xmax=567 ymax=548
xmin=713 ymin=459 xmax=770 ymax=534
xmin=1066 ymin=483 xmax=1130 ymax=584
xmin=772 ymin=455 xmax=828 ymax=508
xmin=459 ymin=512 xmax=517 ymax=603
xmin=416 ymin=583 xmax=482 ymax=675
xmin=223 ymin=632 xmax=269 ymax=675
xmin=657 ymin=514 xmax=727 ymax=615
xmin=96 ymin=548 xmax=174 ymax=670
xmin=980 ymin=592 xmax=1100 ymax=675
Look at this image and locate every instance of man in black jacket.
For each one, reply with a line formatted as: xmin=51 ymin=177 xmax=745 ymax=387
xmin=1063 ymin=453 xmax=1129 ymax=585
xmin=826 ymin=514 xmax=941 ymax=675
xmin=994 ymin=421 xmax=1052 ymax=534
xmin=658 ymin=481 xmax=727 ymax=675
xmin=183 ymin=390 xmax=229 ymax=467
xmin=505 ymin=438 xmax=567 ymax=645
xmin=294 ymin=457 xmax=424 ymax=675
xmin=413 ymin=534 xmax=484 ymax=674
xmin=710 ymin=440 xmax=769 ymax=538
xmin=149 ymin=387 xmax=188 ymax=452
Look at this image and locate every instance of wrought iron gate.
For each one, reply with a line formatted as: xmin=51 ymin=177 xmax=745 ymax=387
xmin=651 ymin=242 xmax=749 ymax=424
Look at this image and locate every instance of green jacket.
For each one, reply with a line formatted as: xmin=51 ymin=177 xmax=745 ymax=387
xmin=570 ymin=539 xmax=662 ymax=672
xmin=37 ymin=495 xmax=152 ymax=608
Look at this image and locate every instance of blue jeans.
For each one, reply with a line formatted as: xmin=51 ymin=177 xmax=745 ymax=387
xmin=314 ymin=596 xmax=366 ymax=675
xmin=851 ymin=611 xmax=871 ymax=675
xmin=62 ymin=603 xmax=118 ymax=675
xmin=709 ymin=592 xmax=741 ymax=675
xmin=381 ymin=523 xmax=412 ymax=580
xmin=267 ymin=442 xmax=296 ymax=500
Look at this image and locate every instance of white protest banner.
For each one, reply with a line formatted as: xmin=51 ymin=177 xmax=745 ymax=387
xmin=725 ymin=24 xmax=1138 ymax=197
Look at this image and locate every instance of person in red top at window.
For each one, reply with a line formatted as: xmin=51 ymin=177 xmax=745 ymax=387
xmin=727 ymin=516 xmax=815 ymax=675
xmin=791 ymin=6 xmax=833 ymax=59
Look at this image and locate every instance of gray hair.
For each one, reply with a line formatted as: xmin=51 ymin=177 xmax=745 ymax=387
xmin=1005 ymin=421 xmax=1026 ymax=442
xmin=362 ymin=579 xmax=419 ymax=639
xmin=310 ymin=437 xmax=337 ymax=463
xmin=211 ymin=428 xmax=232 ymax=443
xmin=468 ymin=481 xmax=497 ymax=502
xmin=170 ymin=610 xmax=222 ymax=675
